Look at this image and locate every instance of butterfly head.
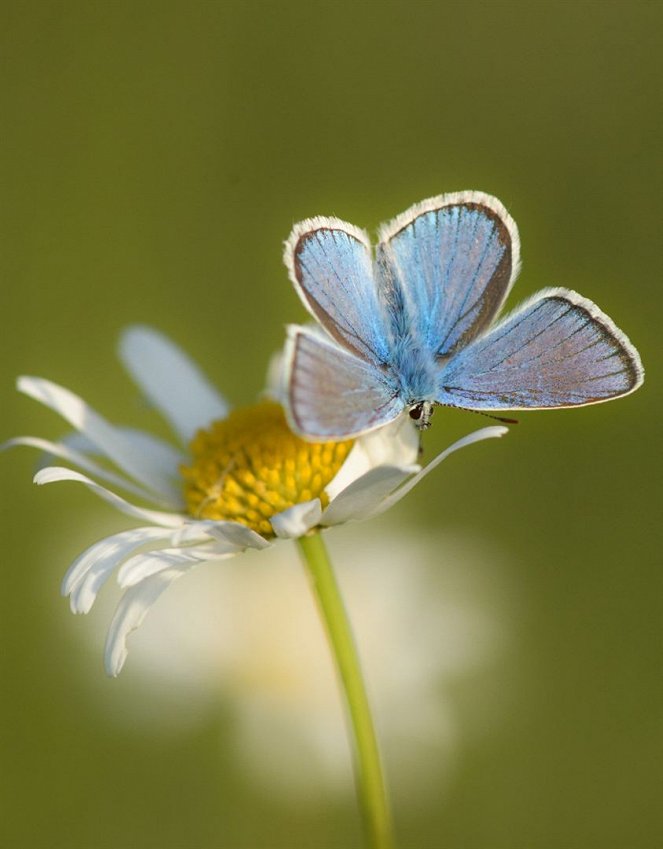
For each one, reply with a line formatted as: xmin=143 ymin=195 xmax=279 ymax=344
xmin=408 ymin=400 xmax=435 ymax=430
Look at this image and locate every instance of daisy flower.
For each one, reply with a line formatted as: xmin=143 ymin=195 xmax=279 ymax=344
xmin=4 ymin=324 xmax=506 ymax=679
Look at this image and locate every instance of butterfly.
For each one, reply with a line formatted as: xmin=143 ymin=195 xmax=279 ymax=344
xmin=283 ymin=191 xmax=644 ymax=440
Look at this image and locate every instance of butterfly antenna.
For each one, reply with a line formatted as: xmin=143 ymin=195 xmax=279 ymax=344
xmin=480 ymin=412 xmax=519 ymax=425
xmin=453 ymin=405 xmax=519 ymax=425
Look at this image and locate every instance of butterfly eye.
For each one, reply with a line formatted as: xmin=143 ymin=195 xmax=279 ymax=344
xmin=408 ymin=402 xmax=435 ymax=429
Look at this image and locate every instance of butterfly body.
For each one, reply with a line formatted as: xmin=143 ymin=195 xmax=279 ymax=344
xmin=284 ymin=192 xmax=643 ymax=441
xmin=386 ymin=335 xmax=438 ymax=410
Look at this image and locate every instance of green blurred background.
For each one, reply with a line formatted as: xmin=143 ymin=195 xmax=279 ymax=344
xmin=1 ymin=1 xmax=661 ymax=847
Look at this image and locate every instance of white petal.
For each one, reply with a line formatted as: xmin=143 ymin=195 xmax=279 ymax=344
xmin=104 ymin=565 xmax=191 ymax=676
xmin=271 ymin=499 xmax=322 ymax=538
xmin=1 ymin=435 xmax=159 ymax=504
xmin=117 ymin=544 xmax=230 ymax=587
xmin=119 ymin=325 xmax=230 ymax=444
xmin=197 ymin=520 xmax=272 ymax=550
xmin=359 ymin=412 xmax=420 ymax=467
xmin=321 ymin=465 xmax=419 ymax=526
xmin=326 ymin=414 xmax=419 ymax=499
xmin=368 ymin=426 xmax=509 ymax=518
xmin=169 ymin=522 xmax=217 ymax=547
xmin=63 ymin=527 xmax=172 ymax=614
xmin=34 ymin=466 xmax=184 ymax=527
xmin=17 ymin=376 xmax=180 ymax=500
xmin=263 ymin=348 xmax=287 ymax=404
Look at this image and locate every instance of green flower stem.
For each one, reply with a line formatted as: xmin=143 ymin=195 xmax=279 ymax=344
xmin=297 ymin=531 xmax=395 ymax=849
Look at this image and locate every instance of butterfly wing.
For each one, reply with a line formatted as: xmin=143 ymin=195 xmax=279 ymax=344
xmin=376 ymin=191 xmax=520 ymax=357
xmin=285 ymin=326 xmax=402 ymax=440
xmin=436 ymin=288 xmax=644 ymax=409
xmin=284 ymin=217 xmax=391 ymax=365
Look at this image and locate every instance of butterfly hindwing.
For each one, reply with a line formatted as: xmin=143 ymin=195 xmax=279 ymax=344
xmin=285 ymin=326 xmax=402 ymax=440
xmin=436 ymin=288 xmax=643 ymax=410
xmin=377 ymin=191 xmax=520 ymax=357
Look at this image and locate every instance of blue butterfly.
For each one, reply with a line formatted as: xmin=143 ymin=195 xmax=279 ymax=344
xmin=283 ymin=191 xmax=644 ymax=440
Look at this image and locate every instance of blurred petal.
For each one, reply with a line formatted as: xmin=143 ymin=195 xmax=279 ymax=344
xmin=1 ymin=435 xmax=160 ymax=505
xmin=368 ymin=426 xmax=509 ymax=517
xmin=17 ymin=376 xmax=180 ymax=500
xmin=34 ymin=466 xmax=183 ymax=527
xmin=321 ymin=465 xmax=419 ymax=526
xmin=58 ymin=430 xmax=96 ymax=454
xmin=63 ymin=527 xmax=172 ymax=614
xmin=263 ymin=349 xmax=287 ymax=404
xmin=109 ymin=428 xmax=185 ymax=505
xmin=271 ymin=499 xmax=322 ymax=538
xmin=104 ymin=565 xmax=192 ymax=676
xmin=119 ymin=325 xmax=229 ymax=444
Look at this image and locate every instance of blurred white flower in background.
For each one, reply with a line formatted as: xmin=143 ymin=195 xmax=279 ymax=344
xmin=84 ymin=520 xmax=513 ymax=803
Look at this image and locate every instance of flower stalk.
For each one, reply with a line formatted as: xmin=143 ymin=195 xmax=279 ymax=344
xmin=297 ymin=531 xmax=395 ymax=849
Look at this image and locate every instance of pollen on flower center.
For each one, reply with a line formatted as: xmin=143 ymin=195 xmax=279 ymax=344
xmin=181 ymin=401 xmax=354 ymax=536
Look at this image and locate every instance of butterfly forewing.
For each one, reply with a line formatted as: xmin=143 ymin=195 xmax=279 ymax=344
xmin=377 ymin=192 xmax=520 ymax=357
xmin=284 ymin=218 xmax=391 ymax=365
xmin=286 ymin=327 xmax=402 ymax=440
xmin=437 ymin=289 xmax=643 ymax=410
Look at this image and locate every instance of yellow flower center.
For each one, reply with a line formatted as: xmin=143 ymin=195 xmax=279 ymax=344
xmin=181 ymin=401 xmax=354 ymax=536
